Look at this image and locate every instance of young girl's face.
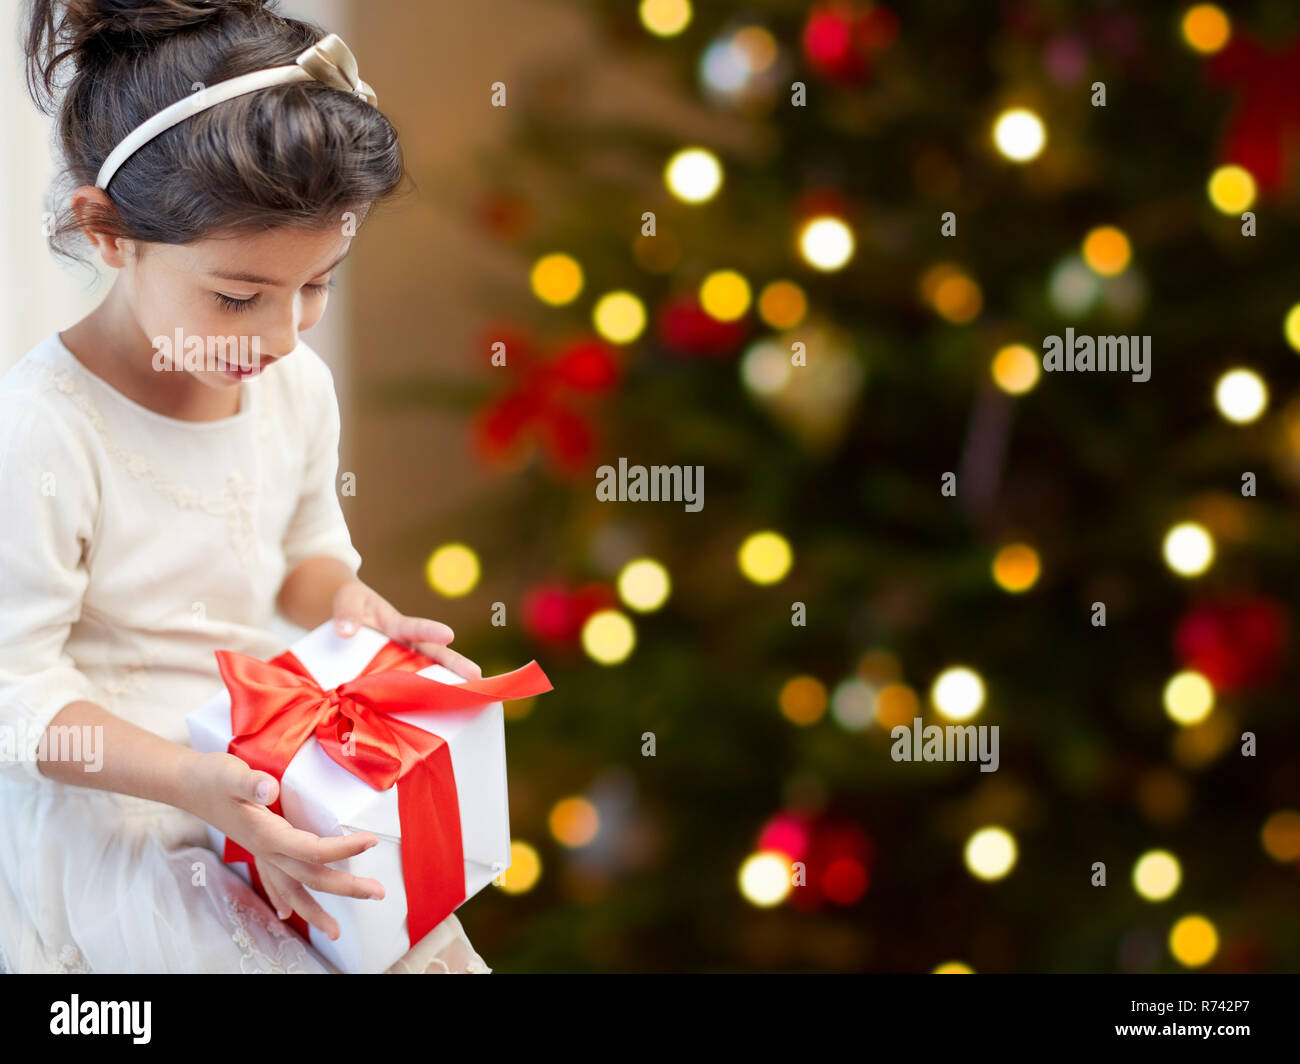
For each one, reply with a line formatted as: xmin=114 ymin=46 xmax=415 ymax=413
xmin=125 ymin=224 xmax=351 ymax=390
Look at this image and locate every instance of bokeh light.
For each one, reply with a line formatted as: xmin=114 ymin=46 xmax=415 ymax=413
xmin=1207 ymin=165 xmax=1256 ymax=214
xmin=798 ymin=216 xmax=855 ymax=271
xmin=617 ymin=557 xmax=671 ymax=612
xmin=740 ymin=340 xmax=792 ymax=396
xmin=1163 ymin=670 xmax=1215 ymax=726
xmin=874 ymin=683 xmax=920 ymax=730
xmin=424 ymin=542 xmax=480 ymax=597
xmin=529 ymin=252 xmax=583 ymax=306
xmin=1169 ymin=914 xmax=1219 ymax=968
xmin=1214 ymin=368 xmax=1267 ymax=424
xmin=992 ymin=543 xmax=1041 ymax=593
xmin=739 ymin=851 xmax=793 ymax=906
xmin=1162 ymin=522 xmax=1215 ymax=577
xmin=497 ymin=840 xmax=541 ymax=893
xmin=830 ymin=679 xmax=875 ymax=731
xmin=932 ymin=961 xmax=974 ymax=973
xmin=549 ymin=796 xmax=600 ymax=847
xmin=992 ymin=107 xmax=1046 ymax=162
xmin=1261 ymin=811 xmax=1300 ymax=862
xmin=1081 ymin=226 xmax=1132 ymax=276
xmin=700 ymin=269 xmax=752 ymax=321
xmin=581 ymin=609 xmax=636 ymax=664
xmin=639 ymin=0 xmax=691 ymax=37
xmin=1132 ymin=850 xmax=1182 ymax=901
xmin=931 ymin=666 xmax=986 ymax=721
xmin=758 ymin=280 xmax=807 ymax=329
xmin=1284 ymin=304 xmax=1300 ymax=352
xmin=779 ymin=675 xmax=828 ymax=725
xmin=665 ymin=147 xmax=723 ymax=203
xmin=593 ymin=290 xmax=648 ymax=344
xmin=964 ymin=826 xmax=1017 ymax=880
xmin=991 ymin=343 xmax=1040 ymax=395
xmin=738 ymin=530 xmax=793 ymax=584
xmin=1181 ymin=5 xmax=1230 ymax=55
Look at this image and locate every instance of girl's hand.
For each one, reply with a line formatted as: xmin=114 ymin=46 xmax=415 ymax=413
xmin=185 ymin=751 xmax=385 ymax=941
xmin=332 ymin=577 xmax=483 ymax=680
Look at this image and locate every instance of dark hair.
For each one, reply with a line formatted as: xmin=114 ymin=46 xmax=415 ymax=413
xmin=23 ymin=0 xmax=405 ymax=266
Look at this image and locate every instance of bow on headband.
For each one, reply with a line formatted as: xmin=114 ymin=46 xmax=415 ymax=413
xmin=296 ymin=33 xmax=378 ymax=106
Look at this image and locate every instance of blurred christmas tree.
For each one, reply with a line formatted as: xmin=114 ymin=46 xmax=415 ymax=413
xmin=380 ymin=1 xmax=1300 ymax=971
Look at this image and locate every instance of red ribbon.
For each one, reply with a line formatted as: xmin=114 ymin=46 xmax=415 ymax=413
xmin=213 ymin=638 xmax=552 ymax=949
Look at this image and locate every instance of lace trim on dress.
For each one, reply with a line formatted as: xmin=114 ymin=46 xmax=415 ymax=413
xmin=45 ymin=366 xmax=261 ymax=563
xmin=224 ymin=893 xmax=313 ymax=974
xmin=55 ymin=943 xmax=93 ymax=973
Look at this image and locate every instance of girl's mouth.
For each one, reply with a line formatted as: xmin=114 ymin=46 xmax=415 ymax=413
xmin=221 ymin=356 xmax=277 ymax=380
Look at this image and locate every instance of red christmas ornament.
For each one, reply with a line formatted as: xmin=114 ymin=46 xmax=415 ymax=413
xmin=1174 ymin=595 xmax=1289 ymax=693
xmin=521 ymin=581 xmax=617 ymax=645
xmin=474 ymin=333 xmax=621 ymax=475
xmin=1206 ymin=34 xmax=1300 ymax=193
xmin=758 ymin=812 xmax=874 ymax=911
xmin=801 ymin=2 xmax=898 ymax=86
xmin=656 ymin=293 xmax=749 ymax=358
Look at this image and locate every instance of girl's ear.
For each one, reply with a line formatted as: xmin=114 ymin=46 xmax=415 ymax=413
xmin=68 ymin=186 xmax=131 ymax=269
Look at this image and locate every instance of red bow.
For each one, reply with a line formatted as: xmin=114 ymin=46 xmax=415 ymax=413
xmin=213 ymin=639 xmax=552 ymax=948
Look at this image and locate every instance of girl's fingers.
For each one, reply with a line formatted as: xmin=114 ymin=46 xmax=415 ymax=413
xmin=266 ymin=819 xmax=378 ymax=866
xmin=415 ymin=641 xmax=482 ymax=680
xmin=258 ymin=863 xmax=294 ymax=921
xmin=280 ymin=879 xmax=341 ymax=941
xmin=391 ymin=613 xmax=455 ymax=647
xmin=271 ymin=852 xmax=386 ymax=901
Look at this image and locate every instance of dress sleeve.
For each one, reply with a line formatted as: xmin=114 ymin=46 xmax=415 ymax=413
xmin=0 ymin=394 xmax=98 ymax=784
xmin=280 ymin=351 xmax=362 ymax=576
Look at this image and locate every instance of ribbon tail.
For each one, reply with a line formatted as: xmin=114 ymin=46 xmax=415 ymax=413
xmin=398 ymin=749 xmax=466 ymax=946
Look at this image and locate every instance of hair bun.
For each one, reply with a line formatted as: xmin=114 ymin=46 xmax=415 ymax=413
xmin=24 ymin=0 xmax=271 ymax=109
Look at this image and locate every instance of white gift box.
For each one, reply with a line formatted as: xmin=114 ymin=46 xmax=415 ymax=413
xmin=185 ymin=621 xmax=512 ymax=974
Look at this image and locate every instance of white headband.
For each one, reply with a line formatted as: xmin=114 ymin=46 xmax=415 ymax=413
xmin=94 ymin=32 xmax=377 ymax=190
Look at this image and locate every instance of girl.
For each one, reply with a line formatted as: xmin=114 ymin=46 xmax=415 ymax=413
xmin=0 ymin=0 xmax=490 ymax=973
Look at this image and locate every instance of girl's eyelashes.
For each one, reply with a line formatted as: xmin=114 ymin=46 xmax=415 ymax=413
xmin=213 ymin=280 xmax=334 ymax=313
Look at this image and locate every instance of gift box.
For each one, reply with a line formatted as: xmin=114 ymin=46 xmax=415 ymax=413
xmin=184 ymin=620 xmax=552 ymax=973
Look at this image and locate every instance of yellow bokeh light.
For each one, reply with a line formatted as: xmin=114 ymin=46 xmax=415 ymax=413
xmin=992 ymin=543 xmax=1040 ymax=593
xmin=1214 ymin=368 xmax=1267 ymax=424
xmin=1169 ymin=914 xmax=1219 ymax=968
xmin=424 ymin=542 xmax=480 ymax=597
xmin=1284 ymin=304 xmax=1300 ymax=352
xmin=932 ymin=961 xmax=975 ymax=974
xmin=931 ymin=666 xmax=985 ymax=722
xmin=873 ymin=683 xmax=919 ymax=730
xmin=734 ymin=26 xmax=777 ymax=72
xmin=739 ymin=851 xmax=793 ymax=907
xmin=991 ymin=343 xmax=1040 ymax=395
xmin=639 ymin=0 xmax=692 ymax=37
xmin=1261 ymin=810 xmax=1300 ymax=862
xmin=1132 ymin=850 xmax=1182 ymax=901
xmin=593 ymin=290 xmax=647 ymax=344
xmin=932 ymin=271 xmax=982 ymax=324
xmin=1181 ymin=5 xmax=1230 ymax=55
xmin=992 ymin=107 xmax=1046 ymax=162
xmin=1081 ymin=225 xmax=1132 ymax=276
xmin=665 ymin=147 xmax=723 ymax=203
xmin=700 ymin=269 xmax=752 ymax=322
xmin=1162 ymin=522 xmax=1215 ymax=577
xmin=964 ymin=826 xmax=1017 ymax=881
xmin=529 ymin=252 xmax=583 ymax=306
xmin=617 ymin=557 xmax=671 ymax=612
xmin=503 ymin=695 xmax=536 ymax=721
xmin=549 ymin=796 xmax=599 ymax=847
xmin=798 ymin=216 xmax=855 ymax=271
xmin=1163 ymin=671 xmax=1214 ymax=726
xmin=779 ymin=675 xmax=827 ymax=726
xmin=581 ymin=609 xmax=636 ymax=665
xmin=757 ymin=280 xmax=807 ymax=329
xmin=496 ymin=840 xmax=541 ymax=893
xmin=1207 ymin=165 xmax=1256 ymax=214
xmin=738 ymin=530 xmax=793 ymax=584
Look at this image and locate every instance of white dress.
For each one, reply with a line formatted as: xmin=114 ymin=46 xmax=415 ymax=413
xmin=0 ymin=331 xmax=490 ymax=973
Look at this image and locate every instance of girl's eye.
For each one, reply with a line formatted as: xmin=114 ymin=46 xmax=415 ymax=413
xmin=215 ymin=292 xmax=257 ymax=313
xmin=306 ymin=280 xmax=335 ymax=295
